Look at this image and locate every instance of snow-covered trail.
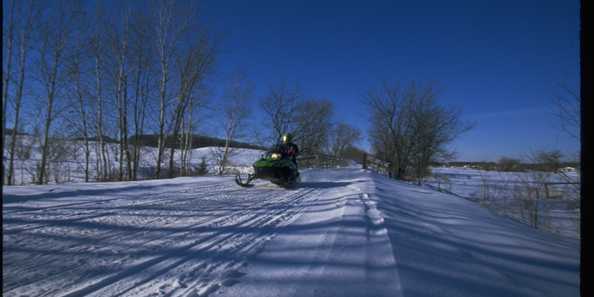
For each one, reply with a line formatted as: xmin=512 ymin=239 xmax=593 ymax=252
xmin=3 ymin=168 xmax=579 ymax=297
xmin=3 ymin=175 xmax=322 ymax=297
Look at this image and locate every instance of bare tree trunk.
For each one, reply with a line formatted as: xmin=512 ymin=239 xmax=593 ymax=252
xmin=2 ymin=0 xmax=16 ymax=184
xmin=217 ymin=74 xmax=251 ymax=175
xmin=132 ymin=47 xmax=145 ymax=180
xmin=177 ymin=122 xmax=187 ymax=175
xmin=93 ymin=50 xmax=108 ymax=180
xmin=133 ymin=70 xmax=149 ymax=180
xmin=154 ymin=3 xmax=172 ymax=179
xmin=7 ymin=5 xmax=34 ymax=185
xmin=180 ymin=95 xmax=193 ymax=176
xmin=154 ymin=0 xmax=198 ymax=178
xmin=219 ymin=132 xmax=233 ymax=175
xmin=183 ymin=96 xmax=194 ymax=175
xmin=113 ymin=20 xmax=130 ymax=181
xmin=38 ymin=38 xmax=64 ymax=184
xmin=168 ymin=100 xmax=187 ymax=178
xmin=73 ymin=56 xmax=91 ymax=182
xmin=167 ymin=39 xmax=214 ymax=178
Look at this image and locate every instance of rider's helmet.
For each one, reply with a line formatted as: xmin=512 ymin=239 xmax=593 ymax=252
xmin=281 ymin=133 xmax=293 ymax=144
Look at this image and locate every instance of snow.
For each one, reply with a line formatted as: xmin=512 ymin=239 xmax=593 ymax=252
xmin=3 ymin=168 xmax=579 ymax=297
xmin=3 ymin=134 xmax=265 ymax=184
xmin=425 ymin=167 xmax=580 ymax=238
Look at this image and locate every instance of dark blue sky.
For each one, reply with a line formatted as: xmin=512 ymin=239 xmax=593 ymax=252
xmin=197 ymin=0 xmax=580 ymax=161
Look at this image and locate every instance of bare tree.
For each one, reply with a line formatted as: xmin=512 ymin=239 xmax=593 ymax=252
xmin=2 ymin=0 xmax=17 ymax=184
xmin=154 ymin=0 xmax=182 ymax=178
xmin=366 ymin=82 xmax=414 ymax=179
xmin=65 ymin=47 xmax=92 ymax=181
xmin=36 ymin=1 xmax=80 ymax=184
xmin=167 ymin=36 xmax=214 ymax=178
xmin=214 ymin=74 xmax=252 ymax=175
xmin=6 ymin=0 xmax=36 ymax=185
xmin=408 ymin=85 xmax=471 ymax=182
xmin=330 ymin=123 xmax=361 ymax=159
xmin=497 ymin=157 xmax=522 ymax=172
xmin=179 ymin=94 xmax=194 ymax=176
xmin=366 ymin=81 xmax=470 ymax=180
xmin=87 ymin=7 xmax=113 ymax=181
xmin=553 ymin=84 xmax=579 ymax=139
xmin=130 ymin=13 xmax=154 ymax=180
xmin=106 ymin=11 xmax=133 ymax=181
xmin=261 ymin=83 xmax=300 ymax=143
xmin=293 ymin=99 xmax=333 ymax=158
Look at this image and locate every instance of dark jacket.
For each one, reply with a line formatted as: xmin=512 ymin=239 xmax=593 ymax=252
xmin=275 ymin=142 xmax=299 ymax=163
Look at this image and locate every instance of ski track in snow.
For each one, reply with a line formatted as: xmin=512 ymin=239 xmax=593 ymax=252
xmin=4 ymin=177 xmax=316 ymax=297
xmin=3 ymin=168 xmax=579 ymax=297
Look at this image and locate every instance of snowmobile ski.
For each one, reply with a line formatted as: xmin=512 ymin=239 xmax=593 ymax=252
xmin=235 ymin=173 xmax=256 ymax=187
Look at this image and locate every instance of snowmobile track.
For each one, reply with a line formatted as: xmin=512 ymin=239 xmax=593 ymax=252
xmin=6 ymin=186 xmax=318 ymax=297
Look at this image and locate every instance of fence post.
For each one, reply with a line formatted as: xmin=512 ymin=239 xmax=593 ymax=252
xmin=544 ymin=183 xmax=550 ymax=199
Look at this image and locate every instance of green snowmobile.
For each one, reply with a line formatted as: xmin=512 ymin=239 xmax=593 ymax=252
xmin=235 ymin=150 xmax=300 ymax=188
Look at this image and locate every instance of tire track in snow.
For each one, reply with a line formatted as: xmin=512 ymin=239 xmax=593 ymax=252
xmin=3 ymin=185 xmax=249 ymax=291
xmin=2 ymin=182 xmax=265 ymax=295
xmin=112 ymin=187 xmax=318 ymax=297
xmin=2 ymin=181 xmax=235 ymax=235
xmin=166 ymin=188 xmax=320 ymax=297
xmin=17 ymin=186 xmax=317 ymax=297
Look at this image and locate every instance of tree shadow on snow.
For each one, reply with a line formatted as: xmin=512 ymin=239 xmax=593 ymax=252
xmin=298 ymin=181 xmax=351 ymax=189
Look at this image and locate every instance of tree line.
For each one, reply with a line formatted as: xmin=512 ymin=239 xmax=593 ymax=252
xmin=3 ymin=0 xmax=214 ymax=184
xmin=2 ymin=0 xmax=366 ymax=185
xmin=3 ymin=1 xmax=479 ymax=185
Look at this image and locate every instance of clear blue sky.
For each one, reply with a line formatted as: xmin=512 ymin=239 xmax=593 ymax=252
xmin=197 ymin=0 xmax=580 ymax=161
xmin=5 ymin=0 xmax=580 ymax=162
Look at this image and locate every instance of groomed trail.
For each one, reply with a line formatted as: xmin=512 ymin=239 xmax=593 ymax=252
xmin=2 ymin=168 xmax=579 ymax=297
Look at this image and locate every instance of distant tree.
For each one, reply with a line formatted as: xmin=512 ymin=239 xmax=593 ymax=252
xmin=553 ymin=84 xmax=579 ymax=139
xmin=530 ymin=150 xmax=563 ymax=173
xmin=196 ymin=156 xmax=208 ymax=176
xmin=215 ymin=74 xmax=252 ymax=175
xmin=407 ymin=85 xmax=471 ymax=182
xmin=330 ymin=123 xmax=361 ymax=159
xmin=261 ymin=83 xmax=300 ymax=143
xmin=292 ymin=99 xmax=333 ymax=159
xmin=497 ymin=157 xmax=522 ymax=172
xmin=341 ymin=146 xmax=367 ymax=164
xmin=366 ymin=81 xmax=471 ymax=180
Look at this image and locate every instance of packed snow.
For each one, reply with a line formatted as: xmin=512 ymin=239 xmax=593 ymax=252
xmin=3 ymin=168 xmax=579 ymax=297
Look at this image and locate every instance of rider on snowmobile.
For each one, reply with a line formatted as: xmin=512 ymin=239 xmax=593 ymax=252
xmin=275 ymin=133 xmax=299 ymax=166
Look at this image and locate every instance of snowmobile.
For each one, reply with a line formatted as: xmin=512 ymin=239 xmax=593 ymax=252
xmin=235 ymin=149 xmax=300 ymax=188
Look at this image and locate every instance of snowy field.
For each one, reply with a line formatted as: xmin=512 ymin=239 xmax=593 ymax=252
xmin=3 ymin=135 xmax=264 ymax=184
xmin=3 ymin=168 xmax=579 ymax=297
xmin=425 ymin=167 xmax=580 ymax=238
